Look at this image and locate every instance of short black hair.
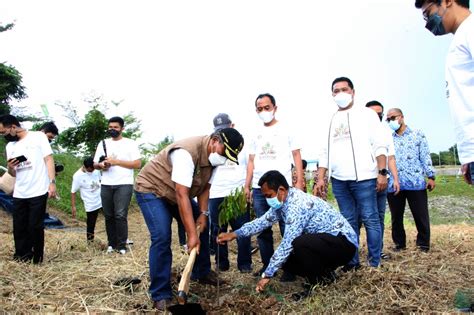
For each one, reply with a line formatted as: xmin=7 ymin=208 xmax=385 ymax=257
xmin=255 ymin=93 xmax=276 ymax=107
xmin=302 ymin=159 xmax=308 ymax=169
xmin=415 ymin=0 xmax=469 ymax=9
xmin=0 ymin=114 xmax=21 ymax=128
xmin=83 ymin=157 xmax=94 ymax=168
xmin=108 ymin=116 xmax=124 ymax=128
xmin=366 ymin=100 xmax=384 ymax=111
xmin=258 ymin=170 xmax=289 ymax=191
xmin=331 ymin=77 xmax=354 ymax=91
xmin=40 ymin=121 xmax=59 ymax=135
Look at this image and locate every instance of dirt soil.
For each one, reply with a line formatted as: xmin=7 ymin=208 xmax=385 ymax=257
xmin=0 ymin=204 xmax=473 ymax=313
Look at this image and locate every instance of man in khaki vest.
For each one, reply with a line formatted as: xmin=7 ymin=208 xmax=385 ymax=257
xmin=134 ymin=127 xmax=244 ymax=311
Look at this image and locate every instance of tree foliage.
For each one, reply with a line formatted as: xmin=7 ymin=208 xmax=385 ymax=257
xmin=0 ymin=63 xmax=27 ymax=114
xmin=56 ymin=94 xmax=141 ymax=157
xmin=431 ymin=144 xmax=460 ymax=166
xmin=140 ymin=135 xmax=174 ymax=160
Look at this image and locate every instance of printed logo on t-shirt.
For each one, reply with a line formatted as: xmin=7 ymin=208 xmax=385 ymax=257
xmin=90 ymin=180 xmax=100 ymax=191
xmin=259 ymin=142 xmax=277 ymax=160
xmin=333 ymin=123 xmax=350 ymax=142
xmin=16 ymin=161 xmax=32 ymax=172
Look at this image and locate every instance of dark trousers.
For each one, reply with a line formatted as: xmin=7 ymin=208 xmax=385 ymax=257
xmin=283 ymin=233 xmax=356 ymax=284
xmin=101 ymin=185 xmax=133 ymax=250
xmin=13 ymin=193 xmax=49 ymax=263
xmin=86 ymin=208 xmax=101 ymax=241
xmin=387 ymin=189 xmax=430 ymax=250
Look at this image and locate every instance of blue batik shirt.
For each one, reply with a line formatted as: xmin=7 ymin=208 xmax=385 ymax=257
xmin=389 ymin=126 xmax=435 ymax=192
xmin=234 ymin=188 xmax=358 ymax=278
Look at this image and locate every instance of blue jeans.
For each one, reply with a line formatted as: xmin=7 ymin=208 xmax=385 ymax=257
xmin=252 ymin=188 xmax=285 ymax=269
xmin=209 ymin=197 xmax=252 ymax=271
xmin=331 ymin=178 xmax=381 ymax=267
xmin=101 ymin=184 xmax=133 ymax=250
xmin=135 ymin=191 xmax=211 ymax=302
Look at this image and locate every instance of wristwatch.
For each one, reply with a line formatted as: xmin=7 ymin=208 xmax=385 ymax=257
xmin=50 ymin=179 xmax=56 ymax=184
xmin=261 ymin=272 xmax=271 ymax=279
xmin=200 ymin=210 xmax=209 ymax=217
xmin=378 ymin=169 xmax=388 ymax=176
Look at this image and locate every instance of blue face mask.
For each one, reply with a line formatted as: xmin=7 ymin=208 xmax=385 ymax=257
xmin=425 ymin=10 xmax=446 ymax=36
xmin=389 ymin=120 xmax=401 ymax=131
xmin=266 ymin=195 xmax=283 ymax=209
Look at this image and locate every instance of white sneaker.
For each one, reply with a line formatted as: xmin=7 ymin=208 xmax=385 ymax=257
xmin=126 ymin=239 xmax=134 ymax=245
xmin=106 ymin=246 xmax=114 ymax=254
xmin=119 ymin=249 xmax=126 ymax=255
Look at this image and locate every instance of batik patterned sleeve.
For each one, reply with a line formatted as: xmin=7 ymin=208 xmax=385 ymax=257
xmin=235 ymin=208 xmax=277 ymax=238
xmin=418 ymin=130 xmax=435 ymax=178
xmin=264 ymin=198 xmax=310 ymax=277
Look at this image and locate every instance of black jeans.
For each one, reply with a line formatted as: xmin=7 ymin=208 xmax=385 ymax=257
xmin=86 ymin=208 xmax=101 ymax=241
xmin=387 ymin=189 xmax=430 ymax=250
xmin=13 ymin=193 xmax=49 ymax=263
xmin=282 ymin=233 xmax=356 ymax=284
xmin=101 ymin=185 xmax=133 ymax=250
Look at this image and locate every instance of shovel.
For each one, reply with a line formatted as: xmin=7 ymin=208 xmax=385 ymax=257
xmin=168 ymin=225 xmax=206 ymax=315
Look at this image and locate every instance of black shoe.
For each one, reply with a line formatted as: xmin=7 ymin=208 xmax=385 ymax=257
xmin=341 ymin=264 xmax=361 ymax=273
xmin=392 ymin=245 xmax=406 ymax=252
xmin=217 ymin=264 xmax=230 ymax=272
xmin=381 ymin=252 xmax=391 ymax=260
xmin=239 ymin=267 xmax=252 ymax=274
xmin=280 ymin=271 xmax=296 ymax=282
xmin=418 ymin=246 xmax=429 ymax=252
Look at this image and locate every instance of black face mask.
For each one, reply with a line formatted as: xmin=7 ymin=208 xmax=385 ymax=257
xmin=4 ymin=134 xmax=19 ymax=142
xmin=108 ymin=129 xmax=120 ymax=138
xmin=377 ymin=114 xmax=383 ymax=122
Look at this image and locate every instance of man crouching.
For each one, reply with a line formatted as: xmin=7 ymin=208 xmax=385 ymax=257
xmin=217 ymin=170 xmax=358 ymax=300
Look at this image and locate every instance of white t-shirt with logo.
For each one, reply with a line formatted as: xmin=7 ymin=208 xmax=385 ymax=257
xmin=71 ymin=168 xmax=102 ymax=212
xmin=248 ymin=121 xmax=301 ymax=188
xmin=93 ymin=137 xmax=141 ymax=185
xmin=445 ymin=13 xmax=474 ymax=165
xmin=210 ymin=147 xmax=247 ymax=199
xmin=6 ymin=131 xmax=52 ymax=198
xmin=330 ymin=110 xmax=357 ymax=181
xmin=169 ymin=149 xmax=215 ymax=188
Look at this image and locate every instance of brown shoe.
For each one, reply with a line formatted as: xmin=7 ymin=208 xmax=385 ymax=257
xmin=153 ymin=299 xmax=172 ymax=311
xmin=195 ymin=270 xmax=225 ymax=286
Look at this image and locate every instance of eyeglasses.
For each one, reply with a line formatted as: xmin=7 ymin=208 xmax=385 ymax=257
xmin=386 ymin=115 xmax=400 ymax=122
xmin=422 ymin=2 xmax=435 ymax=21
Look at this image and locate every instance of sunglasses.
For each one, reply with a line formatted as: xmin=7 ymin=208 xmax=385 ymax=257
xmin=386 ymin=115 xmax=400 ymax=122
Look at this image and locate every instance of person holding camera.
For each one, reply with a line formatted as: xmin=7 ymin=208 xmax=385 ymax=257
xmin=93 ymin=116 xmax=141 ymax=255
xmin=0 ymin=114 xmax=57 ymax=264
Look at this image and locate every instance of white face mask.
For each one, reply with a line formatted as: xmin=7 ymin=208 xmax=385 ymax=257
xmin=333 ymin=92 xmax=353 ymax=109
xmin=258 ymin=111 xmax=274 ymax=123
xmin=388 ymin=120 xmax=401 ymax=131
xmin=208 ymin=152 xmax=227 ymax=166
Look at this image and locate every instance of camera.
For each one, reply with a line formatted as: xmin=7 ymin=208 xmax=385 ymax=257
xmin=55 ymin=163 xmax=64 ymax=173
xmin=99 ymin=155 xmax=106 ymax=163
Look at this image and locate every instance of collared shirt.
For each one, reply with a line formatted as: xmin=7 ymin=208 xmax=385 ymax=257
xmin=389 ymin=126 xmax=435 ymax=192
xmin=234 ymin=188 xmax=358 ymax=277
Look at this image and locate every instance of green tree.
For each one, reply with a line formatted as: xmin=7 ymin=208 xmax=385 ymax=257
xmin=56 ymin=94 xmax=142 ymax=157
xmin=0 ymin=63 xmax=27 ymax=115
xmin=140 ymin=135 xmax=174 ymax=160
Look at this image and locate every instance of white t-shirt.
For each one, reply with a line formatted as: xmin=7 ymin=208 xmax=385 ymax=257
xmin=382 ymin=124 xmax=396 ymax=156
xmin=248 ymin=121 xmax=301 ymax=188
xmin=93 ymin=137 xmax=141 ymax=185
xmin=6 ymin=131 xmax=52 ymax=198
xmin=330 ymin=111 xmax=357 ymax=181
xmin=209 ymin=147 xmax=247 ymax=199
xmin=445 ymin=13 xmax=474 ymax=165
xmin=169 ymin=149 xmax=214 ymax=188
xmin=71 ymin=168 xmax=102 ymax=212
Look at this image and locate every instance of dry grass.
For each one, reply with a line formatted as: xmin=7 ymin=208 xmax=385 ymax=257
xmin=0 ymin=206 xmax=472 ymax=313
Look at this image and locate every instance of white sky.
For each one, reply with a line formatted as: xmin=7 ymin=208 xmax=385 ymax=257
xmin=0 ymin=0 xmax=464 ymax=158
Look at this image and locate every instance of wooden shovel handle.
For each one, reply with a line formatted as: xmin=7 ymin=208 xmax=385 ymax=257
xmin=177 ymin=225 xmax=201 ymax=304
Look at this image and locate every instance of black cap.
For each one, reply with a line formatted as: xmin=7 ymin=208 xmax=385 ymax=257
xmin=218 ymin=128 xmax=244 ymax=164
xmin=213 ymin=113 xmax=232 ymax=131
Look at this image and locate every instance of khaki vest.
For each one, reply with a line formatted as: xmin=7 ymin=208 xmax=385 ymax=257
xmin=134 ymin=136 xmax=213 ymax=204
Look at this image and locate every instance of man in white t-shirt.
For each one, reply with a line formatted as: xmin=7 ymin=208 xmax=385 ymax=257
xmin=316 ymin=77 xmax=388 ymax=270
xmin=245 ymin=93 xmax=304 ymax=281
xmin=71 ymin=157 xmax=102 ymax=241
xmin=1 ymin=114 xmax=56 ymax=264
xmin=209 ymin=113 xmax=252 ymax=273
xmin=94 ymin=116 xmax=141 ymax=254
xmin=415 ymin=0 xmax=473 ymax=184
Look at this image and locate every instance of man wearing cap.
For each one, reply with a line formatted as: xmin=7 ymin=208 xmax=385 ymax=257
xmin=209 ymin=113 xmax=252 ymax=273
xmin=134 ymin=127 xmax=244 ymax=310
